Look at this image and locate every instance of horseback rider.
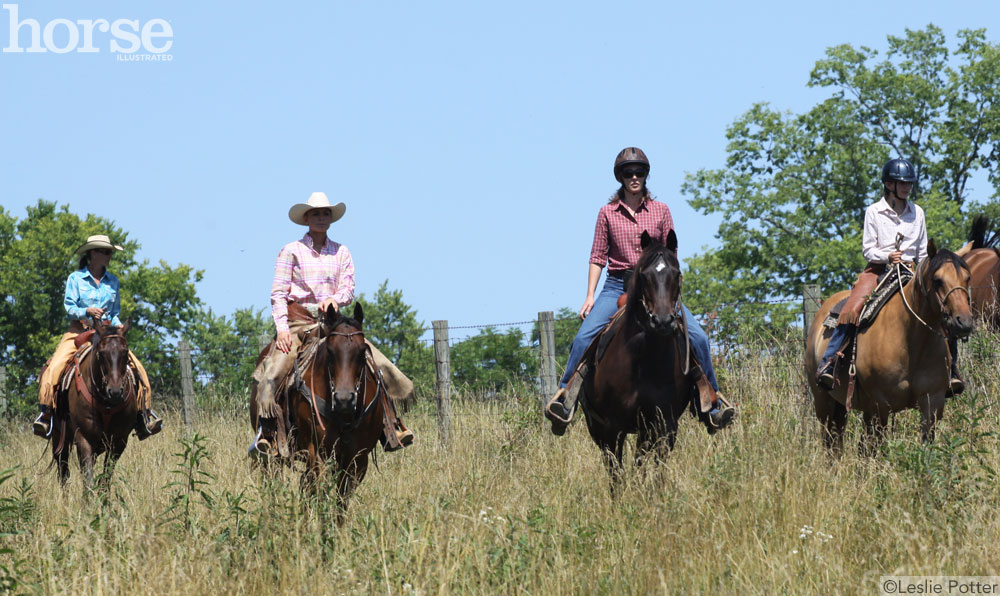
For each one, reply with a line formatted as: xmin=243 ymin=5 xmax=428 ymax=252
xmin=816 ymin=158 xmax=964 ymax=395
xmin=250 ymin=192 xmax=414 ymax=456
xmin=544 ymin=147 xmax=736 ymax=434
xmin=32 ymin=235 xmax=163 ymax=439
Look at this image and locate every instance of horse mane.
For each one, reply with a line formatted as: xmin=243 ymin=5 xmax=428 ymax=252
xmin=927 ymin=248 xmax=968 ymax=276
xmin=969 ymin=214 xmax=1000 ymax=249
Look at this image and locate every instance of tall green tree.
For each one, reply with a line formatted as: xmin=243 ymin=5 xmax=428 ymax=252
xmin=0 ymin=200 xmax=203 ymax=412
xmin=354 ymin=280 xmax=434 ymax=392
xmin=681 ymin=26 xmax=1000 ymax=342
xmin=451 ymin=327 xmax=535 ymax=395
xmin=186 ymin=307 xmax=273 ymax=391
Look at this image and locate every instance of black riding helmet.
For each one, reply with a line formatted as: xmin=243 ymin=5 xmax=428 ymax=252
xmin=881 ymin=157 xmax=916 ymax=202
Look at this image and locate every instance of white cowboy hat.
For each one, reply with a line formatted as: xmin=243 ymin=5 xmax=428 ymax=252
xmin=75 ymin=234 xmax=124 ymax=256
xmin=288 ymin=192 xmax=347 ymax=226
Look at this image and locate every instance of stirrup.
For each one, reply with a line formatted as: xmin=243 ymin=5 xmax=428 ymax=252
xmin=816 ymin=360 xmax=837 ymax=390
xmin=32 ymin=412 xmax=53 ymax=438
xmin=382 ymin=427 xmax=414 ymax=452
xmin=946 ymin=376 xmax=965 ymax=398
xmin=248 ymin=426 xmax=272 ymax=459
xmin=135 ymin=410 xmax=163 ymax=441
xmin=544 ymin=388 xmax=572 ymax=424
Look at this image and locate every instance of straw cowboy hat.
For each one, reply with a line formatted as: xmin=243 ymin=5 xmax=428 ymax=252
xmin=288 ymin=192 xmax=346 ymax=226
xmin=75 ymin=235 xmax=124 ymax=256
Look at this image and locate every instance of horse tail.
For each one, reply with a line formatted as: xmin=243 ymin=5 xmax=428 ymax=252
xmin=968 ymin=214 xmax=1000 ymax=249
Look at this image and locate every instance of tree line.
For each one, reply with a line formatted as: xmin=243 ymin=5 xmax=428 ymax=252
xmin=4 ymin=26 xmax=1000 ymax=413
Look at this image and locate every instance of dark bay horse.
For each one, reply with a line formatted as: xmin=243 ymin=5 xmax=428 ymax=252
xmin=965 ymin=215 xmax=1000 ymax=327
xmin=579 ymin=230 xmax=694 ymax=492
xmin=53 ymin=320 xmax=139 ymax=492
xmin=251 ymin=303 xmax=385 ymax=521
xmin=805 ymin=240 xmax=974 ymax=456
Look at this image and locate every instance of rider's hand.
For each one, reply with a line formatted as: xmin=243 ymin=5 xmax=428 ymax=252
xmin=579 ymin=296 xmax=595 ymax=320
xmin=85 ymin=307 xmax=105 ymax=319
xmin=275 ymin=331 xmax=293 ymax=353
xmin=318 ymin=298 xmax=340 ymax=313
xmin=888 ymin=251 xmax=903 ymax=265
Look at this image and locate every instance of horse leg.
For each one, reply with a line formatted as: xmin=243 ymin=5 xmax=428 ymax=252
xmin=99 ymin=435 xmax=128 ymax=494
xmin=74 ymin=435 xmax=97 ymax=496
xmin=814 ymin=392 xmax=847 ymax=457
xmin=919 ymin=395 xmax=945 ymax=444
xmin=335 ymin=452 xmax=369 ymax=526
xmin=299 ymin=440 xmax=321 ymax=496
xmin=598 ymin=433 xmax=626 ymax=498
xmin=859 ymin=412 xmax=888 ymax=458
xmin=55 ymin=432 xmax=71 ymax=487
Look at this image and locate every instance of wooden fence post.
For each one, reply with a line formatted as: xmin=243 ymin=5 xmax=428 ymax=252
xmin=0 ymin=366 xmax=6 ymax=417
xmin=178 ymin=340 xmax=196 ymax=430
xmin=432 ymin=320 xmax=451 ymax=447
xmin=258 ymin=333 xmax=271 ymax=354
xmin=538 ymin=311 xmax=557 ymax=402
xmin=802 ymin=285 xmax=821 ymax=347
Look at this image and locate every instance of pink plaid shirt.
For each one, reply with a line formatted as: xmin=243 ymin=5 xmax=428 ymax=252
xmin=589 ymin=197 xmax=675 ymax=271
xmin=270 ymin=234 xmax=355 ymax=333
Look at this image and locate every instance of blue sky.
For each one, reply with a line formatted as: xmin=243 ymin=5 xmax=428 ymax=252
xmin=2 ymin=1 xmax=996 ymax=336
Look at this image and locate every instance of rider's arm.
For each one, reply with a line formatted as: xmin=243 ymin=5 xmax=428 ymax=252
xmin=331 ymin=245 xmax=355 ymax=307
xmin=915 ymin=207 xmax=928 ymax=263
xmin=107 ymin=273 xmax=123 ymax=327
xmin=270 ymin=246 xmax=294 ymax=334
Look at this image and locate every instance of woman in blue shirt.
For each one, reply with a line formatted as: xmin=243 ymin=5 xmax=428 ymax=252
xmin=33 ymin=235 xmax=163 ymax=439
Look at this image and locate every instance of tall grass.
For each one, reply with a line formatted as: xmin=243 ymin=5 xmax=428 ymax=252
xmin=1 ymin=330 xmax=999 ymax=595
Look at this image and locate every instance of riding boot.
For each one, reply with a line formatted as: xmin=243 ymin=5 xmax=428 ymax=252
xmin=816 ymin=324 xmax=855 ymax=390
xmin=545 ymin=361 xmax=588 ymax=436
xmin=32 ymin=405 xmax=54 ymax=438
xmin=134 ymin=409 xmax=163 ymax=441
xmin=250 ymin=417 xmax=277 ymax=457
xmin=379 ymin=390 xmax=414 ymax=452
xmin=692 ymin=371 xmax=735 ymax=435
xmin=946 ymin=337 xmax=964 ymax=398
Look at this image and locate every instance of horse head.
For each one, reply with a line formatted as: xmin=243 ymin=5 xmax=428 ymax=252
xmin=630 ymin=230 xmax=682 ymax=336
xmin=321 ymin=303 xmax=368 ymax=420
xmin=920 ymin=239 xmax=974 ymax=339
xmin=91 ymin=319 xmax=131 ymax=405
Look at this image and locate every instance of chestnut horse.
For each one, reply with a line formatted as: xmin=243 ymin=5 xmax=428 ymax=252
xmin=579 ymin=230 xmax=693 ymax=493
xmin=251 ymin=303 xmax=385 ymax=521
xmin=53 ymin=320 xmax=139 ymax=492
xmin=965 ymin=215 xmax=1000 ymax=328
xmin=805 ymin=240 xmax=974 ymax=456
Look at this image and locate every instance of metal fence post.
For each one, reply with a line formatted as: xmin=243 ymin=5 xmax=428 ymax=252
xmin=432 ymin=320 xmax=451 ymax=447
xmin=538 ymin=311 xmax=557 ymax=402
xmin=178 ymin=340 xmax=196 ymax=429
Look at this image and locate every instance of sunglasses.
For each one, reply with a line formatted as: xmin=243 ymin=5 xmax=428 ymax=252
xmin=93 ymin=248 xmax=113 ymax=256
xmin=621 ymin=168 xmax=648 ymax=179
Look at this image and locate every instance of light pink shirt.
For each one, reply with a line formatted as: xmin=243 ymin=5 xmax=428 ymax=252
xmin=862 ymin=197 xmax=928 ymax=264
xmin=270 ymin=234 xmax=355 ymax=333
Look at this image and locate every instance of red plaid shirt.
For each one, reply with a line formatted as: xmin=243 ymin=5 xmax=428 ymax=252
xmin=589 ymin=197 xmax=675 ymax=271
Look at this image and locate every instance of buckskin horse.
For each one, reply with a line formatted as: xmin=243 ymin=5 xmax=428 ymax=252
xmin=250 ymin=303 xmax=385 ymax=521
xmin=805 ymin=240 xmax=974 ymax=456
xmin=53 ymin=320 xmax=140 ymax=492
xmin=578 ymin=230 xmax=696 ymax=493
xmin=965 ymin=215 xmax=1000 ymax=328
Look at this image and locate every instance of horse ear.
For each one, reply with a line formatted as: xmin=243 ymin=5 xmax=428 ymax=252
xmin=928 ymin=238 xmax=938 ymax=259
xmin=955 ymin=240 xmax=973 ymax=258
xmin=324 ymin=305 xmax=341 ymax=328
xmin=666 ymin=229 xmax=678 ymax=252
xmin=353 ymin=302 xmax=364 ymax=325
xmin=640 ymin=230 xmax=652 ymax=250
xmin=119 ymin=320 xmax=131 ymax=336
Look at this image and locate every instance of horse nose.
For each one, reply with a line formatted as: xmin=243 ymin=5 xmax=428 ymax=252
xmin=955 ymin=314 xmax=974 ymax=338
xmin=333 ymin=390 xmax=356 ymax=412
xmin=651 ymin=313 xmax=675 ymax=332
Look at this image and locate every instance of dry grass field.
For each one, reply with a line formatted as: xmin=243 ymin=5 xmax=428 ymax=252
xmin=2 ymin=333 xmax=999 ymax=595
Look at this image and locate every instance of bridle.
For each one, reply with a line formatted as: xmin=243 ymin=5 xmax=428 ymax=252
xmin=634 ymin=255 xmax=691 ymax=375
xmin=296 ymin=327 xmax=381 ymax=432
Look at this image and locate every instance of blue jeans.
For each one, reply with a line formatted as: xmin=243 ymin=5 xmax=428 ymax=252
xmin=559 ymin=275 xmax=719 ymax=392
xmin=820 ymin=324 xmax=854 ymax=367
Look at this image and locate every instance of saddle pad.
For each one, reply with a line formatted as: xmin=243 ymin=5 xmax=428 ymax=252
xmin=594 ymin=306 xmax=626 ymax=364
xmin=823 ymin=265 xmax=914 ymax=330
xmin=59 ymin=344 xmax=94 ymax=392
